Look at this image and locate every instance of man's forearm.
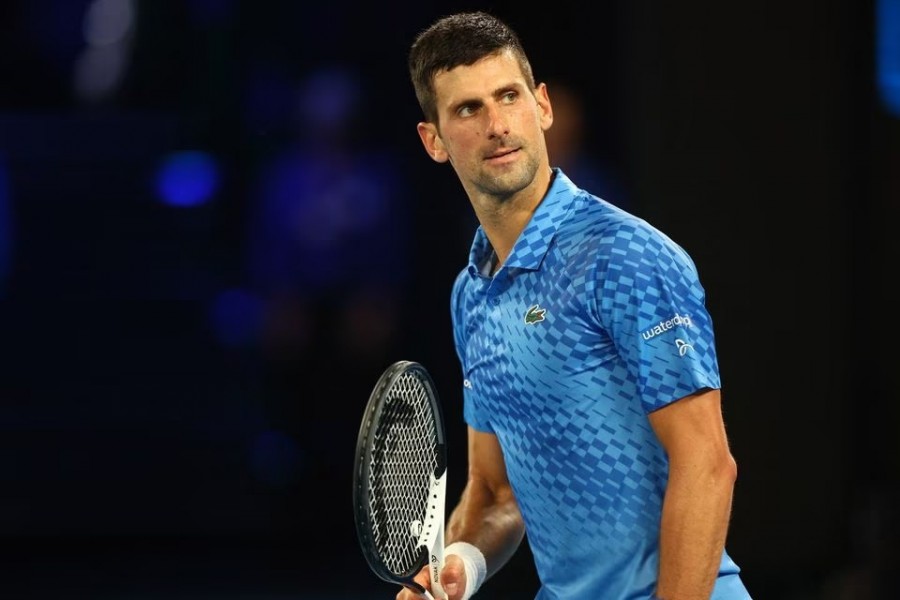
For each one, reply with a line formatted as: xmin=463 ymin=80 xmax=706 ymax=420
xmin=655 ymin=457 xmax=737 ymax=599
xmin=446 ymin=479 xmax=525 ymax=576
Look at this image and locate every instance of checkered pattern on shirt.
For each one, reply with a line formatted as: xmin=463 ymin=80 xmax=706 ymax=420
xmin=450 ymin=170 xmax=736 ymax=599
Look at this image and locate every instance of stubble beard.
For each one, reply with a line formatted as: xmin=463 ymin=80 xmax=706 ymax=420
xmin=474 ymin=149 xmax=539 ymax=203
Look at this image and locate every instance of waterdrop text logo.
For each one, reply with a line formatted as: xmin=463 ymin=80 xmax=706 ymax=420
xmin=640 ymin=313 xmax=693 ymax=341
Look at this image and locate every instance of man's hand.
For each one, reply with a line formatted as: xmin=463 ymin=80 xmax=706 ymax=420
xmin=395 ymin=553 xmax=469 ymax=600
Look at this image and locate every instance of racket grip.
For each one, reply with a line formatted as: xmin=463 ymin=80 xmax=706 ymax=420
xmin=425 ymin=586 xmax=448 ymax=600
xmin=431 ymin=580 xmax=447 ymax=600
xmin=422 ymin=471 xmax=448 ymax=599
xmin=429 ymin=543 xmax=447 ymax=599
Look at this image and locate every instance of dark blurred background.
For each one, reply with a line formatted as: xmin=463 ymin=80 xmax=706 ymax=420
xmin=1 ymin=0 xmax=898 ymax=598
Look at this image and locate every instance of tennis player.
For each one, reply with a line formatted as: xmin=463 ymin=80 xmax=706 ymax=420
xmin=398 ymin=10 xmax=752 ymax=600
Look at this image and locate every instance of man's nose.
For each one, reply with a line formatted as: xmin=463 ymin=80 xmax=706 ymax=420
xmin=485 ymin=104 xmax=510 ymax=138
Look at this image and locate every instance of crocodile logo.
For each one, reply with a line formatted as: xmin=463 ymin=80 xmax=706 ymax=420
xmin=524 ymin=304 xmax=547 ymax=325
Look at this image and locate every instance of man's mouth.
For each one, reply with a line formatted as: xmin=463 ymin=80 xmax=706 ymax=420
xmin=485 ymin=148 xmax=518 ymax=160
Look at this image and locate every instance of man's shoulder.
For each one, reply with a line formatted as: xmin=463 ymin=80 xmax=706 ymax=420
xmin=554 ymin=193 xmax=696 ymax=277
xmin=557 ymin=191 xmax=651 ymax=246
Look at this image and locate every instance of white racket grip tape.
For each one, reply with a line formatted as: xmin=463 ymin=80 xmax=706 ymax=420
xmin=443 ymin=542 xmax=487 ymax=599
xmin=419 ymin=471 xmax=448 ymax=599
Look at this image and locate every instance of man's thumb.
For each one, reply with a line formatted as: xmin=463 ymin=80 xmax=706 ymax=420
xmin=440 ymin=557 xmax=467 ymax=599
xmin=443 ymin=581 xmax=459 ymax=597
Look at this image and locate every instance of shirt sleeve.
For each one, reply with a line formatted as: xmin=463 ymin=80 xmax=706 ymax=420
xmin=593 ymin=220 xmax=721 ymax=414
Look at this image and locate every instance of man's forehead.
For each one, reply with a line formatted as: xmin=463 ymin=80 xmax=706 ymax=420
xmin=433 ymin=51 xmax=527 ymax=101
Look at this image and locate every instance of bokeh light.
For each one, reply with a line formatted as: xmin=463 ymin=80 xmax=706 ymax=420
xmin=154 ymin=150 xmax=221 ymax=207
xmin=878 ymin=0 xmax=900 ymax=117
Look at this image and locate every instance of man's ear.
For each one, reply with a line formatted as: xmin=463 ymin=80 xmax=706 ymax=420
xmin=535 ymin=83 xmax=554 ymax=132
xmin=416 ymin=122 xmax=449 ymax=163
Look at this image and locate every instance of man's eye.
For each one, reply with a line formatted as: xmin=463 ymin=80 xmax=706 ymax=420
xmin=501 ymin=91 xmax=517 ymax=103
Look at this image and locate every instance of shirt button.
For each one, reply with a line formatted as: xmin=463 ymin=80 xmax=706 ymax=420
xmin=492 ymin=298 xmax=500 ymax=305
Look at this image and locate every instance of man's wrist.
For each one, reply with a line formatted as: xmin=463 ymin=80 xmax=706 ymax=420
xmin=444 ymin=541 xmax=486 ymax=599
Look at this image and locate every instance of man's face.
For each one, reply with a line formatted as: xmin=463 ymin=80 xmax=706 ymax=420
xmin=417 ymin=50 xmax=553 ymax=201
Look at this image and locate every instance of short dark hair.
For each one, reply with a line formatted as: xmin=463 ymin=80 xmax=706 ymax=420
xmin=408 ymin=11 xmax=536 ymax=124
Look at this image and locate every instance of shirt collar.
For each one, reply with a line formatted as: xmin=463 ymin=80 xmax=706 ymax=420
xmin=466 ymin=168 xmax=578 ymax=277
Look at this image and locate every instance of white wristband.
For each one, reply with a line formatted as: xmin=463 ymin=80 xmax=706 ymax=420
xmin=444 ymin=541 xmax=487 ymax=599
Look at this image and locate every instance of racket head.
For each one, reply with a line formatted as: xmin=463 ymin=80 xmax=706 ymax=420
xmin=353 ymin=360 xmax=447 ymax=593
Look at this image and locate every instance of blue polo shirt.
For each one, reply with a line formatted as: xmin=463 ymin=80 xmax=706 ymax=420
xmin=450 ymin=169 xmax=749 ymax=599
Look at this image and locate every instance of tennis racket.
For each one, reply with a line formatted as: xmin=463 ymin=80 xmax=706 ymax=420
xmin=353 ymin=360 xmax=448 ymax=599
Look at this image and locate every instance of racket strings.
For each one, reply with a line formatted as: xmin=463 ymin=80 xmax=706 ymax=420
xmin=368 ymin=372 xmax=440 ymax=575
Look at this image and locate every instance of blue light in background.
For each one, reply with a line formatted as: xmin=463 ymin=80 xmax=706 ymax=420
xmin=878 ymin=0 xmax=900 ymax=117
xmin=155 ymin=150 xmax=221 ymax=207
xmin=209 ymin=287 xmax=263 ymax=348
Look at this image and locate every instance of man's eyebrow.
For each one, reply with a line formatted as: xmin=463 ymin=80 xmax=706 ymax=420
xmin=447 ymin=82 xmax=526 ymax=111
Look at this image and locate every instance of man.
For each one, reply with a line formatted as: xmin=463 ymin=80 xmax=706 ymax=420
xmin=400 ymin=11 xmax=751 ymax=600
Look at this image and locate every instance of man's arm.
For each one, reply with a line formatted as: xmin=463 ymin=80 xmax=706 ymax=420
xmin=397 ymin=427 xmax=525 ymax=600
xmin=648 ymin=388 xmax=738 ymax=600
xmin=446 ymin=427 xmax=526 ymax=573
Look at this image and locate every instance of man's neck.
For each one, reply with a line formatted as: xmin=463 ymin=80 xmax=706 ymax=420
xmin=473 ymin=168 xmax=554 ymax=269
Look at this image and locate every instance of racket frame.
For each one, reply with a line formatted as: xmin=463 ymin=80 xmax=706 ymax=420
xmin=353 ymin=360 xmax=448 ymax=599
